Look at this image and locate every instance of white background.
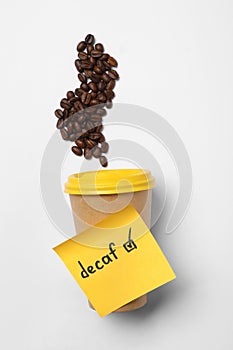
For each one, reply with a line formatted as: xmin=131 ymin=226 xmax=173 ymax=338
xmin=1 ymin=0 xmax=233 ymax=349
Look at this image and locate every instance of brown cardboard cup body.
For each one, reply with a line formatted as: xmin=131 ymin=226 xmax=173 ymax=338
xmin=69 ymin=189 xmax=152 ymax=312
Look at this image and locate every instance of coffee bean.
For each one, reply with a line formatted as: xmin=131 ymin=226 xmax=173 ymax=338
xmin=63 ymin=110 xmax=69 ymax=119
xmin=99 ymin=53 xmax=109 ymax=61
xmin=90 ymin=99 xmax=99 ymax=106
xmin=95 ymin=43 xmax=104 ymax=52
xmin=106 ymin=79 xmax=115 ymax=90
xmin=75 ymin=59 xmax=83 ymax=72
xmin=67 ymin=122 xmax=73 ymax=134
xmin=81 ymin=83 xmax=89 ymax=92
xmin=93 ymin=65 xmax=102 ymax=75
xmin=88 ymin=82 xmax=98 ymax=92
xmin=69 ymin=96 xmax=79 ymax=104
xmin=75 ymin=139 xmax=86 ymax=148
xmin=78 ymin=52 xmax=88 ymax=60
xmin=72 ymin=146 xmax=83 ymax=156
xmin=90 ymin=56 xmax=96 ymax=65
xmin=56 ymin=118 xmax=64 ymax=129
xmin=77 ymin=114 xmax=86 ymax=124
xmin=67 ymin=91 xmax=75 ymax=99
xmin=85 ymin=139 xmax=97 ymax=149
xmin=78 ymin=73 xmax=87 ymax=83
xmin=91 ymin=73 xmax=101 ymax=83
xmin=101 ymin=141 xmax=109 ymax=153
xmin=96 ymin=108 xmax=107 ymax=116
xmin=90 ymin=91 xmax=97 ymax=99
xmin=99 ymin=133 xmax=105 ymax=142
xmin=90 ymin=114 xmax=102 ymax=122
xmin=87 ymin=45 xmax=94 ymax=55
xmin=91 ymin=50 xmax=103 ymax=58
xmin=106 ymin=100 xmax=113 ymax=109
xmin=60 ymin=98 xmax=70 ymax=109
xmin=89 ymin=133 xmax=101 ymax=140
xmin=103 ymin=61 xmax=112 ymax=70
xmin=99 ymin=156 xmax=108 ymax=167
xmin=83 ymin=93 xmax=92 ymax=105
xmin=101 ymin=72 xmax=111 ymax=83
xmin=85 ymin=34 xmax=95 ymax=45
xmin=84 ymin=148 xmax=93 ymax=159
xmin=98 ymin=81 xmax=106 ymax=91
xmin=80 ymin=61 xmax=93 ymax=69
xmin=60 ymin=128 xmax=69 ymax=140
xmin=84 ymin=69 xmax=93 ymax=78
xmin=108 ymin=69 xmax=119 ymax=80
xmin=73 ymin=121 xmax=81 ymax=132
xmin=74 ymin=100 xmax=84 ymax=111
xmin=98 ymin=93 xmax=107 ymax=102
xmin=106 ymin=90 xmax=115 ymax=100
xmin=108 ymin=56 xmax=118 ymax=67
xmin=77 ymin=41 xmax=87 ymax=52
xmin=92 ymin=146 xmax=102 ymax=158
xmin=69 ymin=133 xmax=77 ymax=141
xmin=55 ymin=109 xmax=63 ymax=118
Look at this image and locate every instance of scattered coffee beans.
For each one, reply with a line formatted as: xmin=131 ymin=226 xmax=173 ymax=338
xmin=54 ymin=34 xmax=119 ymax=167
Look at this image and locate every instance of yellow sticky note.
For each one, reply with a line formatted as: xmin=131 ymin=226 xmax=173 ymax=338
xmin=53 ymin=206 xmax=176 ymax=317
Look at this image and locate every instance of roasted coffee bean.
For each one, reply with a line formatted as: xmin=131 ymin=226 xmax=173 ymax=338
xmin=69 ymin=133 xmax=77 ymax=141
xmin=74 ymin=59 xmax=83 ymax=72
xmin=66 ymin=91 xmax=75 ymax=99
xmin=84 ymin=69 xmax=93 ymax=78
xmin=78 ymin=73 xmax=87 ymax=83
xmin=75 ymin=139 xmax=86 ymax=148
xmin=74 ymin=100 xmax=84 ymax=111
xmin=92 ymin=146 xmax=102 ymax=158
xmin=85 ymin=34 xmax=95 ymax=45
xmin=106 ymin=79 xmax=115 ymax=90
xmin=93 ymin=65 xmax=102 ymax=75
xmin=87 ymin=44 xmax=94 ymax=54
xmin=90 ymin=99 xmax=99 ymax=106
xmin=96 ymin=124 xmax=103 ymax=132
xmin=82 ymin=92 xmax=92 ymax=105
xmin=80 ymin=83 xmax=89 ymax=92
xmin=106 ymin=100 xmax=113 ymax=109
xmin=85 ymin=139 xmax=97 ymax=149
xmin=96 ymin=108 xmax=107 ymax=116
xmin=91 ymin=50 xmax=103 ymax=58
xmin=63 ymin=109 xmax=69 ymax=119
xmin=106 ymin=90 xmax=115 ymax=100
xmin=89 ymin=133 xmax=101 ymax=140
xmin=75 ymin=88 xmax=84 ymax=97
xmin=72 ymin=146 xmax=83 ymax=156
xmin=55 ymin=109 xmax=63 ymax=118
xmin=91 ymin=73 xmax=101 ymax=83
xmin=80 ymin=61 xmax=93 ymax=69
xmin=84 ymin=148 xmax=92 ymax=159
xmin=101 ymin=72 xmax=111 ymax=83
xmin=86 ymin=121 xmax=94 ymax=130
xmin=60 ymin=98 xmax=70 ymax=109
xmin=77 ymin=114 xmax=86 ymax=124
xmin=96 ymin=60 xmax=105 ymax=69
xmin=101 ymin=141 xmax=109 ymax=153
xmin=99 ymin=155 xmax=108 ymax=167
xmin=78 ymin=52 xmax=88 ymax=60
xmin=60 ymin=128 xmax=69 ymax=140
xmin=98 ymin=81 xmax=106 ymax=91
xmin=103 ymin=60 xmax=112 ymax=70
xmin=90 ymin=56 xmax=96 ymax=65
xmin=90 ymin=114 xmax=102 ymax=121
xmin=69 ymin=96 xmax=79 ymax=104
xmin=99 ymin=53 xmax=109 ymax=61
xmin=107 ymin=56 xmax=118 ymax=67
xmin=88 ymin=82 xmax=98 ymax=92
xmin=108 ymin=69 xmax=119 ymax=80
xmin=99 ymin=133 xmax=105 ymax=142
xmin=73 ymin=121 xmax=81 ymax=132
xmin=90 ymin=91 xmax=97 ymax=99
xmin=67 ymin=122 xmax=73 ymax=134
xmin=95 ymin=43 xmax=104 ymax=52
xmin=56 ymin=118 xmax=64 ymax=129
xmin=98 ymin=93 xmax=107 ymax=102
xmin=77 ymin=41 xmax=87 ymax=52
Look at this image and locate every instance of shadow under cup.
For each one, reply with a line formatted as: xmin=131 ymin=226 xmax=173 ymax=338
xmin=64 ymin=169 xmax=155 ymax=313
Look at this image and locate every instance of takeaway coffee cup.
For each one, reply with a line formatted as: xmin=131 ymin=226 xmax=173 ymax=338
xmin=64 ymin=169 xmax=155 ymax=312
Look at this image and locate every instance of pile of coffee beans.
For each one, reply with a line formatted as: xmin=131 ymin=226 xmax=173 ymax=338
xmin=54 ymin=34 xmax=119 ymax=167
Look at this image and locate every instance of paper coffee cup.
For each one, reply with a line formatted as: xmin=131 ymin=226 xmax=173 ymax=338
xmin=64 ymin=169 xmax=155 ymax=312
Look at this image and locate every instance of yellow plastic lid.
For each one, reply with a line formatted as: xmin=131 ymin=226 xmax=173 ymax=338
xmin=64 ymin=169 xmax=155 ymax=195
